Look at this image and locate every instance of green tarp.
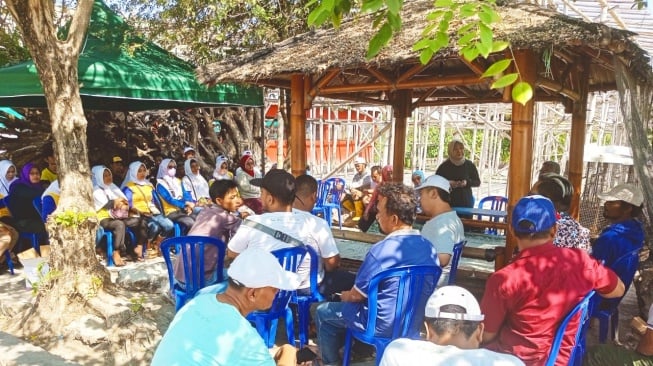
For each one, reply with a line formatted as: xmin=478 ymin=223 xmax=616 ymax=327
xmin=0 ymin=1 xmax=262 ymax=111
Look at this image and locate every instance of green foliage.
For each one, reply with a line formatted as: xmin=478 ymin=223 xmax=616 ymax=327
xmin=0 ymin=28 xmax=30 ymax=66
xmin=31 ymin=262 xmax=62 ymax=296
xmin=53 ymin=210 xmax=96 ymax=227
xmin=129 ymin=295 xmax=146 ymax=313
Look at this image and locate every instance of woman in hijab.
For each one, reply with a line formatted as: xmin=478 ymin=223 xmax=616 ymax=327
xmin=41 ymin=180 xmax=60 ymax=222
xmin=155 ymin=158 xmax=196 ymax=232
xmin=436 ymin=139 xmax=480 ymax=209
xmin=0 ymin=160 xmax=18 ymax=225
xmin=411 ymin=170 xmax=425 ymax=188
xmin=234 ymin=153 xmax=263 ymax=214
xmin=122 ymin=161 xmax=175 ymax=248
xmin=212 ymin=154 xmax=233 ymax=182
xmin=7 ymin=163 xmax=46 ymax=235
xmin=182 ymin=158 xmax=211 ymax=206
xmin=92 ymin=166 xmax=148 ymax=266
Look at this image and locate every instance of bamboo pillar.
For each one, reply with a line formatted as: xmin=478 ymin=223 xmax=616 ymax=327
xmin=568 ymin=59 xmax=590 ymax=219
xmin=503 ymin=49 xmax=537 ymax=269
xmin=290 ymin=74 xmax=307 ymax=176
xmin=390 ymin=90 xmax=412 ymax=182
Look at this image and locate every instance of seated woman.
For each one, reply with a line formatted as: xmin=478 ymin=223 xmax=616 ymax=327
xmin=122 ymin=161 xmax=175 ymax=249
xmin=7 ymin=163 xmax=46 ymax=243
xmin=182 ymin=158 xmax=211 ymax=207
xmin=0 ymin=160 xmax=18 ymax=226
xmin=234 ymin=153 xmax=263 ymax=214
xmin=92 ymin=165 xmax=148 ymax=266
xmin=211 ymin=155 xmax=233 ymax=183
xmin=155 ymin=159 xmax=196 ymax=232
xmin=41 ymin=180 xmax=60 ymax=221
xmin=359 ymin=165 xmax=393 ymax=232
xmin=530 ymin=173 xmax=591 ymax=251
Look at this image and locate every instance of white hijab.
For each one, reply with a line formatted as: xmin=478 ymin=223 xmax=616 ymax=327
xmin=183 ymin=158 xmax=210 ymax=200
xmin=213 ymin=155 xmax=232 ymax=180
xmin=91 ymin=165 xmax=126 ymax=211
xmin=0 ymin=160 xmax=17 ymax=196
xmin=121 ymin=161 xmax=152 ymax=188
xmin=156 ymin=158 xmax=182 ymax=199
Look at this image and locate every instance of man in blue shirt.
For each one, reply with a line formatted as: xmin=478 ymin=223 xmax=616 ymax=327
xmin=592 ymin=183 xmax=645 ymax=281
xmin=152 ymin=248 xmax=301 ymax=366
xmin=315 ymin=183 xmax=440 ymax=366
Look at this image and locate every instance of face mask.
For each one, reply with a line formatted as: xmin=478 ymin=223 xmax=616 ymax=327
xmin=167 ymin=168 xmax=176 ymax=177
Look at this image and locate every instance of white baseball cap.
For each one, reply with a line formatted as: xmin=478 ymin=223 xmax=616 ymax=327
xmin=354 ymin=157 xmax=366 ymax=165
xmin=183 ymin=146 xmax=195 ymax=154
xmin=598 ymin=183 xmax=644 ymax=206
xmin=415 ymin=174 xmax=450 ymax=192
xmin=425 ymin=286 xmax=484 ymax=321
xmin=227 ymin=248 xmax=301 ymax=290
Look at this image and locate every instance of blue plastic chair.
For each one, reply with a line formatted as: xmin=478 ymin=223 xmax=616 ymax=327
xmin=4 ymin=250 xmax=14 ymax=275
xmin=247 ymin=246 xmax=307 ymax=348
xmin=312 ymin=178 xmax=345 ymax=229
xmin=101 ymin=227 xmax=139 ymax=267
xmin=152 ymin=192 xmax=187 ymax=237
xmin=447 ymin=240 xmax=467 ymax=285
xmin=591 ymin=247 xmax=641 ymax=343
xmin=477 ymin=196 xmax=508 ymax=235
xmin=160 ymin=236 xmax=226 ymax=312
xmin=545 ymin=290 xmax=596 ymax=366
xmin=342 ymin=265 xmax=442 ymax=366
xmin=294 ymin=245 xmax=325 ymax=348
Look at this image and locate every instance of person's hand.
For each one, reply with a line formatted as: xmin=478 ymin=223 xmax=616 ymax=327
xmin=459 ymin=180 xmax=467 ymax=187
xmin=449 ymin=180 xmax=458 ymax=188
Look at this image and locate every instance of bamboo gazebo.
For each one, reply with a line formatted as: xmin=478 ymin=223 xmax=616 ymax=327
xmin=197 ymin=0 xmax=652 ymax=266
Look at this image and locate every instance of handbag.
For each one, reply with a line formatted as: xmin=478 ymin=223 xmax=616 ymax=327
xmin=110 ymin=207 xmax=129 ymax=219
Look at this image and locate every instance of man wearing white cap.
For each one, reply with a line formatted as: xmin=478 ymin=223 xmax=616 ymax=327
xmin=183 ymin=146 xmax=196 ymax=160
xmin=592 ymin=183 xmax=645 ymax=270
xmin=380 ymin=286 xmax=524 ymax=366
xmin=416 ymin=174 xmax=465 ymax=285
xmin=341 ymin=156 xmax=372 ymax=221
xmin=152 ymin=248 xmax=301 ymax=366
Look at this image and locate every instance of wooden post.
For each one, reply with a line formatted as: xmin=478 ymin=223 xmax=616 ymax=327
xmin=390 ymin=90 xmax=412 ymax=182
xmin=290 ymin=74 xmax=307 ymax=176
xmin=568 ymin=59 xmax=590 ymax=219
xmin=504 ymin=49 xmax=537 ymax=266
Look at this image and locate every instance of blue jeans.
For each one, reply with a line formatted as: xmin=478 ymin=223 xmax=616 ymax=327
xmin=146 ymin=214 xmax=174 ymax=238
xmin=316 ymin=302 xmax=349 ymax=365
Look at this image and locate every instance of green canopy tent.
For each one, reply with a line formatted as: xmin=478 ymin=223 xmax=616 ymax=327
xmin=0 ymin=1 xmax=262 ymax=110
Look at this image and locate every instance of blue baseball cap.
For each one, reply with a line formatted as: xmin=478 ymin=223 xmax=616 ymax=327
xmin=512 ymin=195 xmax=557 ymax=234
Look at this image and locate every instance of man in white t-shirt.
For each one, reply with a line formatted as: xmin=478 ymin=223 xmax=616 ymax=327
xmin=380 ymin=286 xmax=524 ymax=366
xmin=226 ymin=169 xmax=342 ymax=295
xmin=417 ymin=175 xmax=465 ymax=285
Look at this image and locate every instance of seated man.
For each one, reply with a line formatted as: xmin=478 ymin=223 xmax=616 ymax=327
xmin=585 ymin=302 xmax=653 ymax=366
xmin=417 ymin=175 xmax=465 ymax=285
xmin=481 ymin=195 xmax=625 ymax=365
xmin=293 ymin=174 xmax=318 ymax=213
xmin=381 ymin=286 xmax=524 ymax=366
xmin=592 ymin=183 xmax=645 ymax=269
xmin=226 ymin=169 xmax=343 ymax=297
xmin=152 ymin=248 xmax=301 ymax=365
xmin=173 ymin=180 xmax=243 ymax=287
xmin=341 ymin=157 xmax=372 ymax=221
xmin=315 ymin=183 xmax=440 ymax=366
xmin=40 ymin=146 xmax=58 ymax=186
xmin=537 ymin=160 xmax=561 ymax=180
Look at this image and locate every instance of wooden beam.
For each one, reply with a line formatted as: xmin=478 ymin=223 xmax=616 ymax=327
xmin=411 ymin=87 xmax=438 ymax=109
xmin=568 ymin=58 xmax=590 ymax=219
xmin=390 ymin=90 xmax=412 ymax=182
xmin=322 ymin=93 xmax=391 ymax=106
xmin=366 ymin=67 xmax=394 ymax=85
xmin=460 ymin=56 xmax=486 ymax=76
xmin=323 ymin=123 xmax=393 ymax=179
xmin=290 ymin=75 xmax=306 ymax=177
xmin=416 ymin=95 xmax=563 ymax=107
xmin=308 ymin=69 xmax=341 ymax=98
xmin=319 ymin=74 xmax=484 ymax=94
xmin=536 ymin=77 xmax=581 ymax=101
xmin=396 ymin=63 xmax=428 ymax=83
xmin=505 ymin=49 xmax=537 ymax=268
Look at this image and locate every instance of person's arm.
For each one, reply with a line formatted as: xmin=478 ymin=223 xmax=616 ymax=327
xmin=598 ymin=277 xmax=625 ymax=299
xmin=636 ymin=329 xmax=653 ymax=356
xmin=438 ymin=253 xmax=452 ymax=267
xmin=467 ymin=161 xmax=481 ymax=187
xmin=156 ymin=184 xmax=185 ymax=209
xmin=480 ymin=274 xmax=508 ymax=344
xmin=273 ymin=344 xmax=297 ymax=366
xmin=591 ymin=255 xmax=625 ymax=299
xmin=323 ymin=254 xmax=340 ymax=271
xmin=340 ymin=286 xmax=365 ymax=303
xmin=122 ymin=188 xmax=134 ymax=207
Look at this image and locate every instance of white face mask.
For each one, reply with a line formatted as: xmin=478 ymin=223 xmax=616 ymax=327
xmin=167 ymin=168 xmax=176 ymax=177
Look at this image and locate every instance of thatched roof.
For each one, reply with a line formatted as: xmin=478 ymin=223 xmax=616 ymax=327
xmin=197 ymin=0 xmax=652 ymax=106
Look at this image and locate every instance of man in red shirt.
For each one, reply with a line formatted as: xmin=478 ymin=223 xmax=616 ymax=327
xmin=480 ymin=195 xmax=625 ymax=365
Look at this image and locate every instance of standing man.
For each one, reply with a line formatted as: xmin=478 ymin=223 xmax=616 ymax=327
xmin=417 ymin=175 xmax=465 ymax=285
xmin=480 ymin=195 xmax=625 ymax=365
xmin=152 ymin=248 xmax=301 ymax=366
xmin=109 ymin=155 xmax=126 ymax=187
xmin=315 ymin=183 xmax=439 ymax=366
xmin=226 ymin=169 xmax=342 ymax=297
xmin=381 ymin=286 xmax=525 ymax=366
